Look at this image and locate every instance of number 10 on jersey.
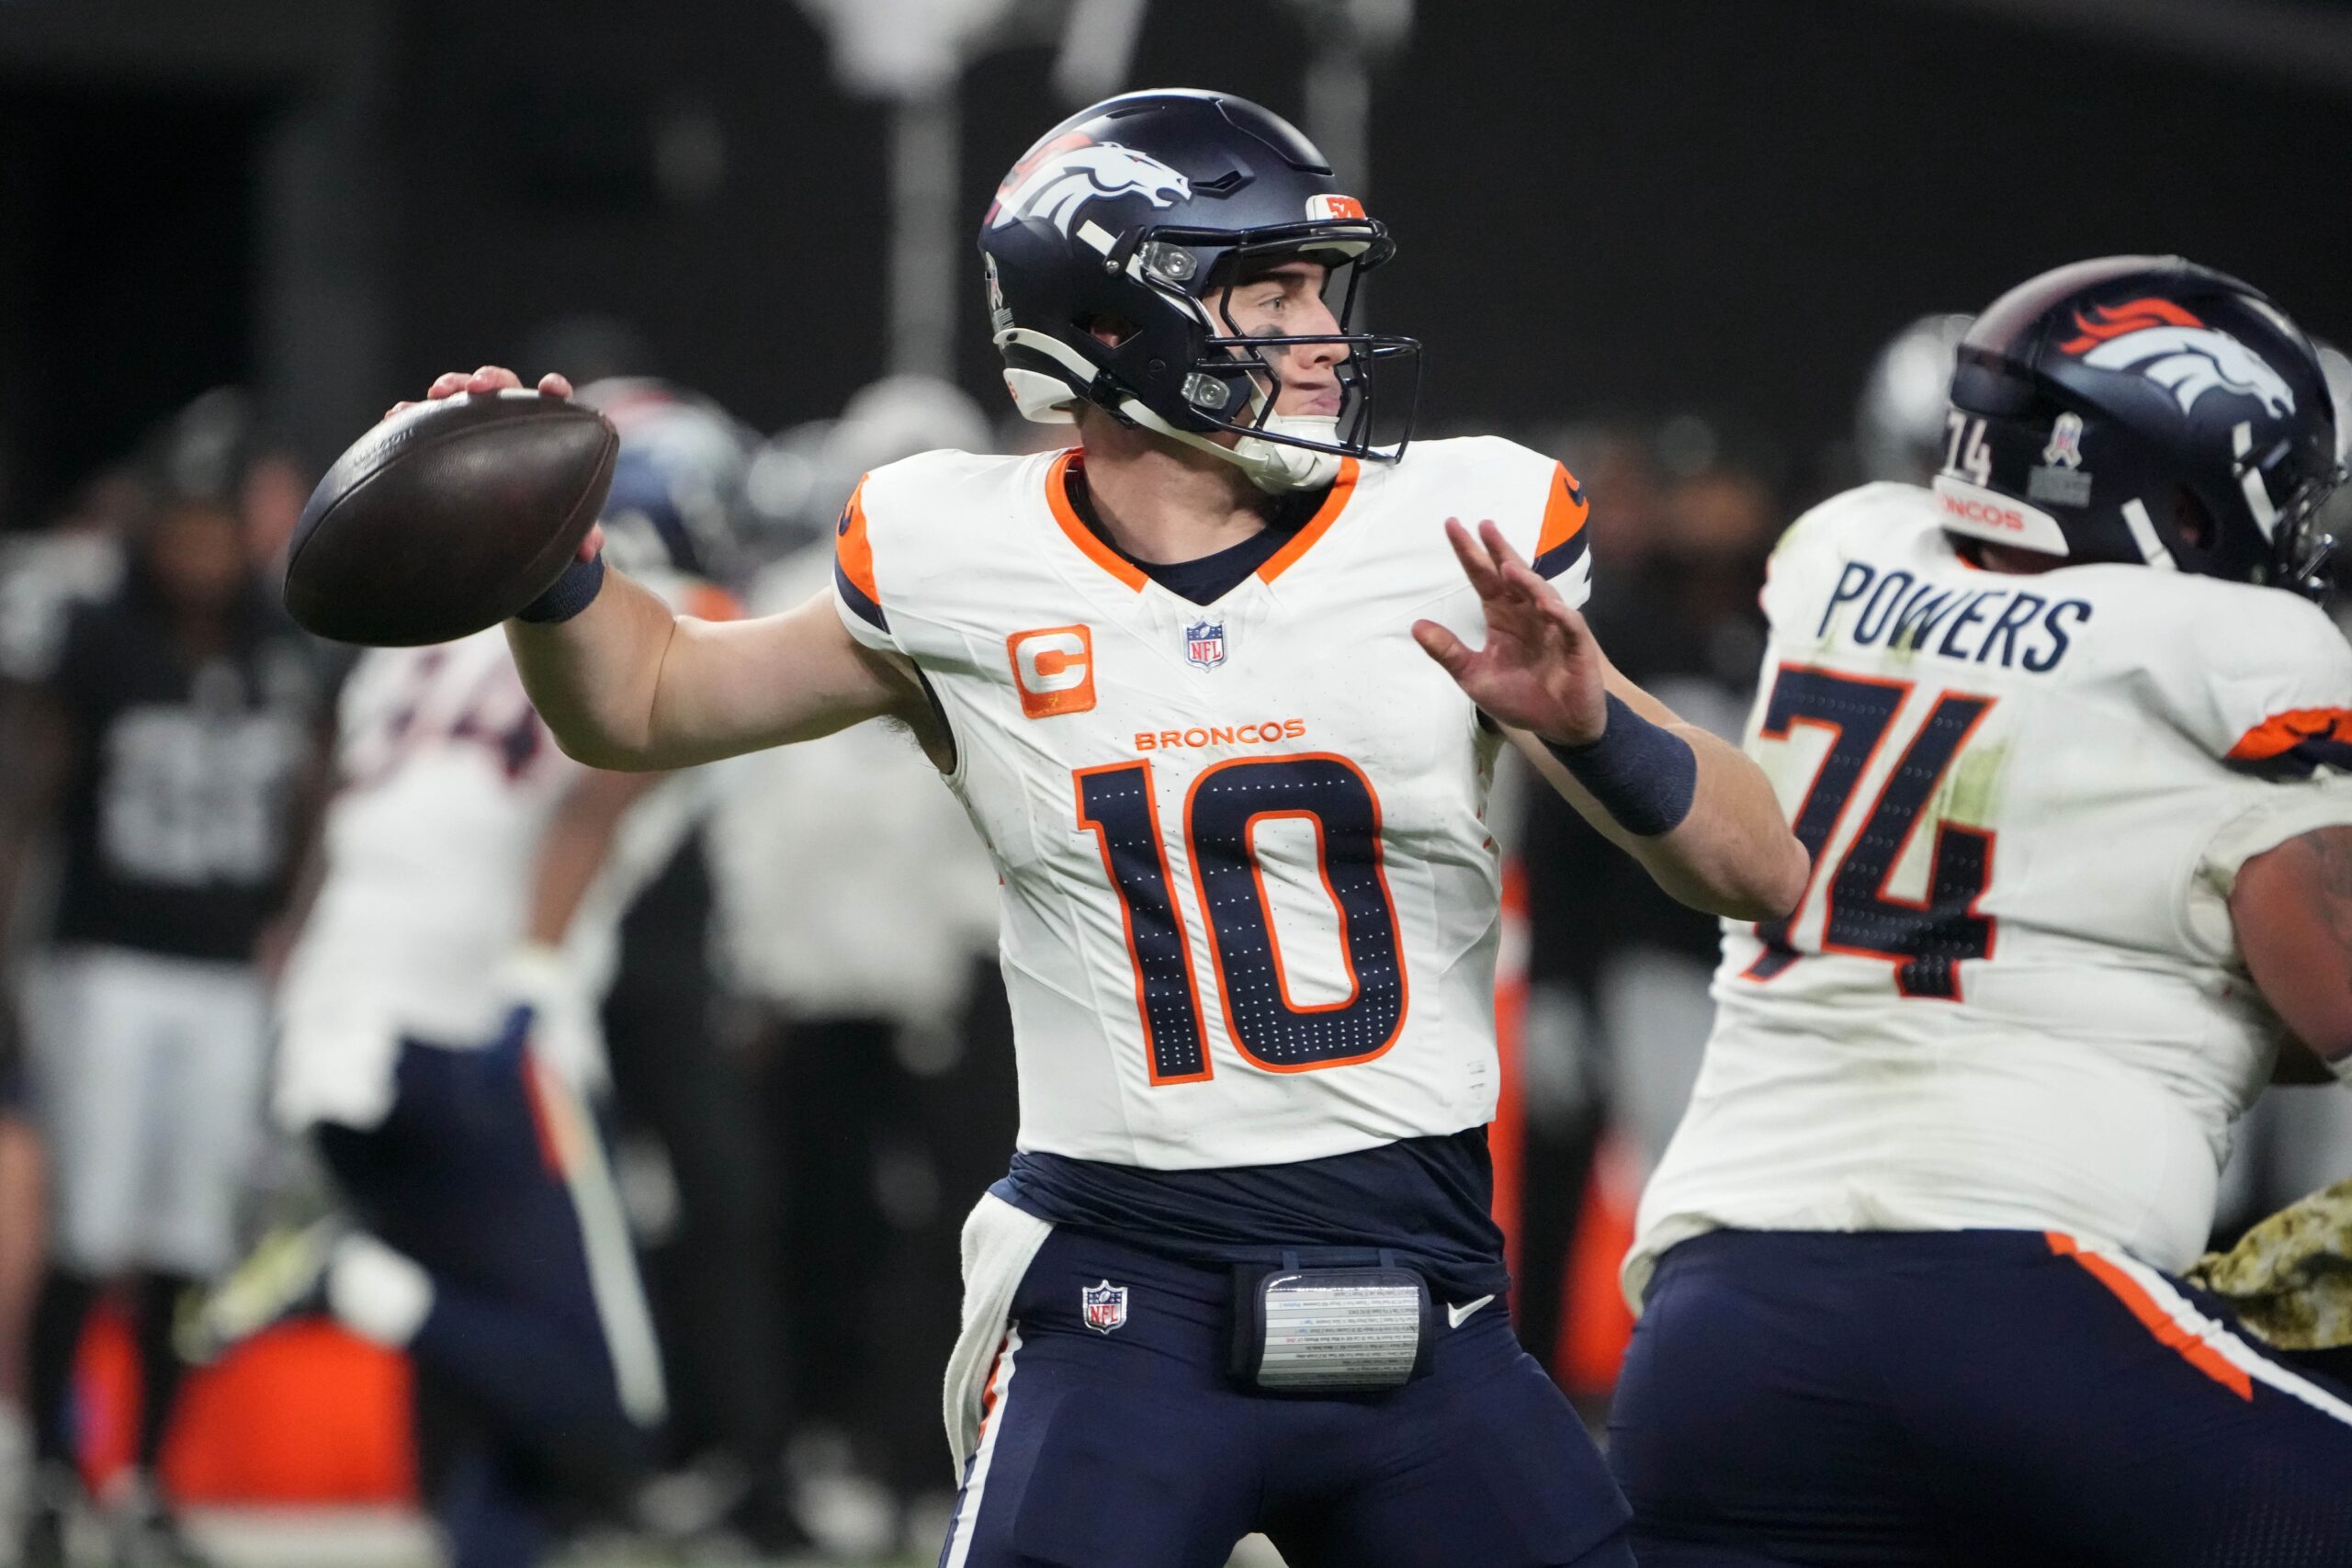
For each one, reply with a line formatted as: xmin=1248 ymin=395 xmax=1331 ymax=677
xmin=1074 ymin=755 xmax=1408 ymax=1084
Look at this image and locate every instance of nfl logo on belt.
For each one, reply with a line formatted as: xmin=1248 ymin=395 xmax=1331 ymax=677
xmin=1081 ymin=1280 xmax=1129 ymax=1334
xmin=1184 ymin=618 xmax=1227 ymax=670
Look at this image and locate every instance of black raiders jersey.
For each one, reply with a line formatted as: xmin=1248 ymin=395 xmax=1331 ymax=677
xmin=40 ymin=581 xmax=326 ymax=962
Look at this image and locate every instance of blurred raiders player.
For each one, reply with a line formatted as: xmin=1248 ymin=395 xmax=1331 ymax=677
xmin=192 ymin=381 xmax=752 ymax=1568
xmin=5 ymin=441 xmax=329 ymax=1568
xmin=1611 ymin=257 xmax=2352 ymax=1566
xmin=397 ymin=89 xmax=1804 ymax=1568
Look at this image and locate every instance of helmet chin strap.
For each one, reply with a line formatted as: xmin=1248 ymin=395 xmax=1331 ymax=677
xmin=1116 ymin=399 xmax=1343 ymax=494
xmin=998 ymin=326 xmax=1347 ymax=494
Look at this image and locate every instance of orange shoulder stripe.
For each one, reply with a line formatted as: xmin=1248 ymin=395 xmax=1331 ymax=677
xmin=2226 ymin=706 xmax=2352 ymax=762
xmin=833 ymin=479 xmax=883 ymax=606
xmin=1536 ymin=462 xmax=1589 ymax=559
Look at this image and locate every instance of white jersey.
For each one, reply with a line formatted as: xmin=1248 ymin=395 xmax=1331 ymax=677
xmin=832 ymin=438 xmax=1591 ymax=1169
xmin=277 ymin=579 xmax=724 ymax=1128
xmin=1629 ymin=482 xmax=2352 ymax=1301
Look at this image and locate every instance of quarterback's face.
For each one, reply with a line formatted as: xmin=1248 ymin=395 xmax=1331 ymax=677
xmin=1216 ymin=259 xmax=1347 ymax=418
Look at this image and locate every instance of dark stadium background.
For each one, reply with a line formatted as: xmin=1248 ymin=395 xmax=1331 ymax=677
xmin=0 ymin=0 xmax=2344 ymax=521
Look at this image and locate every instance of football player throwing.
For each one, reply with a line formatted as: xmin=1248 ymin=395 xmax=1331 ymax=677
xmin=412 ymin=90 xmax=1804 ymax=1568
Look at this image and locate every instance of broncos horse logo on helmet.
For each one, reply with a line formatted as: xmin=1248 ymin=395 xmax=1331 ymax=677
xmin=2061 ymin=299 xmax=2299 ymax=420
xmin=978 ymin=89 xmax=1422 ymax=495
xmin=1932 ymin=255 xmax=2343 ymax=593
xmin=988 ymin=140 xmax=1192 ymax=237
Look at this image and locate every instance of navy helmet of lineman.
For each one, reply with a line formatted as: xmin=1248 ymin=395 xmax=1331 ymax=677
xmin=1928 ymin=254 xmax=2344 ymax=592
xmin=573 ymin=377 xmax=759 ymax=590
xmin=978 ymin=87 xmax=1421 ymax=493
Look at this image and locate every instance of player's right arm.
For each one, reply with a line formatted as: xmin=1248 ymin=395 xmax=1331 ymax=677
xmin=507 ymin=569 xmax=925 ymax=771
xmin=2230 ymin=826 xmax=2352 ymax=1083
xmin=406 ymin=367 xmax=930 ymax=771
xmin=2173 ymin=594 xmax=2352 ymax=1086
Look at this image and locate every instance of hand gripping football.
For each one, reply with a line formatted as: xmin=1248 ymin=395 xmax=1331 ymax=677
xmin=283 ymin=390 xmax=618 ymax=646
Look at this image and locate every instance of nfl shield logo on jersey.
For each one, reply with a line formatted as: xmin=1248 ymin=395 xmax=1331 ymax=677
xmin=1184 ymin=618 xmax=1227 ymax=670
xmin=1081 ymin=1280 xmax=1129 ymax=1334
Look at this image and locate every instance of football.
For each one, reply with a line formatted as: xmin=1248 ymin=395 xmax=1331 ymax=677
xmin=283 ymin=389 xmax=619 ymax=646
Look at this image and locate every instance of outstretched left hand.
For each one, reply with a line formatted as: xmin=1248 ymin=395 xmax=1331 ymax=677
xmin=1412 ymin=519 xmax=1610 ymax=745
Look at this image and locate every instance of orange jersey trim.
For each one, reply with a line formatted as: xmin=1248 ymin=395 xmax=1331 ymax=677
xmin=1046 ymin=451 xmax=1149 ymax=592
xmin=1254 ymin=457 xmax=1362 ymax=585
xmin=2045 ymin=1233 xmax=2252 ymax=1401
xmin=1045 ymin=450 xmax=1362 ymax=592
xmin=2226 ymin=707 xmax=2352 ymax=762
xmin=834 ymin=479 xmax=883 ymax=607
xmin=1536 ymin=463 xmax=1589 ymax=558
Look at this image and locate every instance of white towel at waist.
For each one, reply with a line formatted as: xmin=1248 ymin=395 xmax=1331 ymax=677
xmin=943 ymin=1191 xmax=1053 ymax=1472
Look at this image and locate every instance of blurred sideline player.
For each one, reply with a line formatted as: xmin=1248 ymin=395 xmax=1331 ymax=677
xmin=1611 ymin=257 xmax=2352 ymax=1565
xmin=1 ymin=448 xmax=331 ymax=1568
xmin=569 ymin=381 xmax=810 ymax=1556
xmin=194 ymin=380 xmax=754 ymax=1568
xmin=714 ymin=374 xmax=1007 ymax=1524
xmin=0 ymin=469 xmax=136 ymax=1553
xmin=416 ymin=90 xmax=1806 ymax=1568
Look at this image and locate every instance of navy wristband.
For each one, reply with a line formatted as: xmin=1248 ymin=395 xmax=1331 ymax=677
xmin=514 ymin=552 xmax=606 ymax=625
xmin=1545 ymin=693 xmax=1697 ymax=838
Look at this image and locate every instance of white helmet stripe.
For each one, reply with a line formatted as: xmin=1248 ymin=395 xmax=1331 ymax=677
xmin=2119 ymin=499 xmax=2178 ymax=570
xmin=2233 ymin=422 xmax=2282 ymax=541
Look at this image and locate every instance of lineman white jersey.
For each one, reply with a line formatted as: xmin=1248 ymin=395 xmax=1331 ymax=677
xmin=277 ymin=576 xmax=726 ymax=1129
xmin=832 ymin=437 xmax=1591 ymax=1170
xmin=1629 ymin=482 xmax=2352 ymax=1302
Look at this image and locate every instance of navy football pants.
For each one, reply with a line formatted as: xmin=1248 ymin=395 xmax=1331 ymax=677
xmin=1610 ymin=1229 xmax=2352 ymax=1567
xmin=937 ymin=1228 xmax=1634 ymax=1568
xmin=317 ymin=1032 xmax=653 ymax=1568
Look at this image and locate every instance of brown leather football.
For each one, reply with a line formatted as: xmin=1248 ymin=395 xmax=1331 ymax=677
xmin=284 ymin=390 xmax=618 ymax=646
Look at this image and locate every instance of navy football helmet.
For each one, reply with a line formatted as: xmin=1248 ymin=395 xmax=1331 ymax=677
xmin=1933 ymin=255 xmax=2344 ymax=594
xmin=575 ymin=378 xmax=756 ymax=587
xmin=978 ymin=88 xmax=1419 ymax=492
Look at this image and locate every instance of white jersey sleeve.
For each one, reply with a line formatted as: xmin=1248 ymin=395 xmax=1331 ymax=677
xmin=2178 ymin=598 xmax=2352 ymax=965
xmin=831 ymin=453 xmax=1028 ymax=659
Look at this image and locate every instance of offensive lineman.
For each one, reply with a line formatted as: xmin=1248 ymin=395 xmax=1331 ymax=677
xmin=1611 ymin=257 xmax=2352 ymax=1565
xmin=408 ymin=92 xmax=1804 ymax=1568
